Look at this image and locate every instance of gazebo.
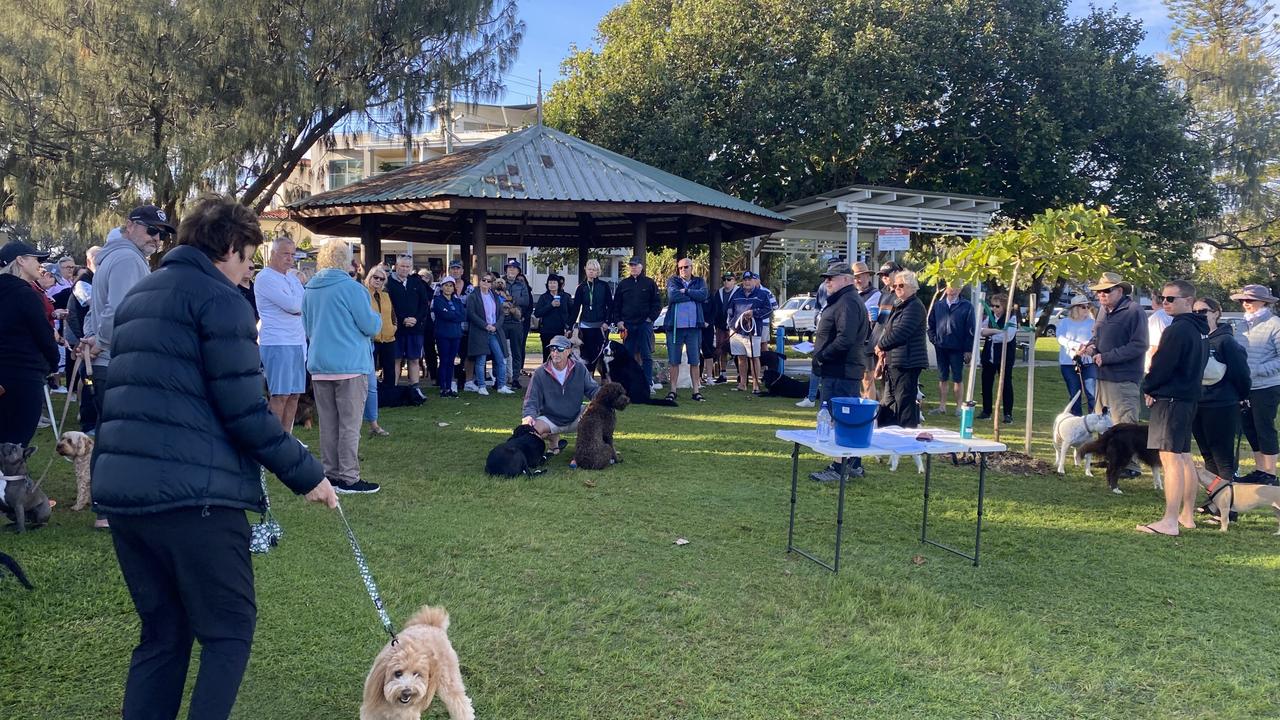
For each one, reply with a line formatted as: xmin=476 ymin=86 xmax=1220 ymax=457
xmin=287 ymin=125 xmax=789 ymax=280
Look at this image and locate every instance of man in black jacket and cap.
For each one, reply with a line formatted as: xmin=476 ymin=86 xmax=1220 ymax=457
xmin=610 ymin=255 xmax=662 ymax=390
xmin=92 ymin=196 xmax=337 ymax=720
xmin=1137 ymin=279 xmax=1209 ymax=536
xmin=387 ymin=254 xmax=433 ymax=401
xmin=808 ymin=262 xmax=870 ymax=482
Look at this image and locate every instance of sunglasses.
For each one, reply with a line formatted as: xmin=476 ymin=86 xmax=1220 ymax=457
xmin=549 ymin=346 xmax=567 ymax=353
xmin=892 ymin=283 xmax=909 ymax=289
xmin=1095 ymin=287 xmax=1118 ymax=295
xmin=1159 ymin=295 xmax=1185 ymax=303
xmin=677 ymin=265 xmax=691 ymax=270
xmin=370 ymin=275 xmax=386 ymax=281
xmin=1193 ymin=308 xmax=1211 ymax=315
xmin=141 ymin=225 xmax=171 ymax=239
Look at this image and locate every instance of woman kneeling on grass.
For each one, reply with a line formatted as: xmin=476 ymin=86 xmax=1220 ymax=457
xmin=93 ymin=196 xmax=337 ymax=720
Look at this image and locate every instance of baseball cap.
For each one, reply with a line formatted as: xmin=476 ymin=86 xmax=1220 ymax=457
xmin=438 ymin=275 xmax=456 ymax=286
xmin=547 ymin=335 xmax=573 ymax=351
xmin=877 ymin=262 xmax=902 ymax=276
xmin=820 ymin=262 xmax=855 ymax=278
xmin=741 ymin=270 xmax=759 ymax=280
xmin=449 ymin=259 xmax=463 ymax=268
xmin=505 ymin=258 xmax=521 ymax=269
xmin=0 ymin=241 xmax=51 ymax=268
xmin=127 ymin=205 xmax=176 ymax=234
xmin=721 ymin=272 xmax=735 ymax=281
xmin=627 ymin=256 xmax=645 ymax=265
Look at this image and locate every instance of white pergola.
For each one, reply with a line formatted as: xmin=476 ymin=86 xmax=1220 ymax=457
xmin=752 ymin=184 xmax=1006 ymax=267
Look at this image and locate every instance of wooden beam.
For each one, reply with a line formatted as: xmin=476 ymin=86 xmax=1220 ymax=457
xmin=577 ymin=213 xmax=594 ymax=283
xmin=630 ymin=215 xmax=648 ymax=261
xmin=676 ymin=216 xmax=689 ymax=258
xmin=359 ymin=215 xmax=381 ymax=271
xmin=471 ymin=209 xmax=487 ymax=280
xmin=708 ymin=221 xmax=723 ymax=286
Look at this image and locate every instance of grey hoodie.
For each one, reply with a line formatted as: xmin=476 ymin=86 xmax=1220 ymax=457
xmin=90 ymin=228 xmax=151 ymax=366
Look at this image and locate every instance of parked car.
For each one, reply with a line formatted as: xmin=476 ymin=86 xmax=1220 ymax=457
xmin=774 ymin=295 xmax=817 ymax=337
xmin=1044 ymin=307 xmax=1068 ymax=337
xmin=1220 ymin=312 xmax=1247 ymax=337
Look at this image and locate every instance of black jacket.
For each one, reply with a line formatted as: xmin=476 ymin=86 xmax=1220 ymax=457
xmin=1142 ymin=312 xmax=1210 ymax=401
xmin=92 ymin=246 xmax=324 ymax=516
xmin=1091 ymin=295 xmax=1148 ymax=384
xmin=1200 ymin=323 xmax=1251 ymax=408
xmin=534 ymin=290 xmax=575 ymax=336
xmin=0 ymin=274 xmax=59 ymax=379
xmin=572 ymin=279 xmax=612 ymax=326
xmin=708 ymin=286 xmax=735 ymax=331
xmin=610 ymin=274 xmax=661 ymax=325
xmin=812 ymin=284 xmax=869 ymax=381
xmin=877 ymin=294 xmax=929 ymax=369
xmin=386 ymin=273 xmax=433 ymax=336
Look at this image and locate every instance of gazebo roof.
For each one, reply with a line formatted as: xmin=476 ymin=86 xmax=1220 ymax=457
xmin=287 ymin=124 xmax=787 ymax=247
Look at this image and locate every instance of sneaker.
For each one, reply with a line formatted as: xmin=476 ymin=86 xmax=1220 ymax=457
xmin=477 ymin=386 xmax=490 ymax=396
xmin=411 ymin=386 xmax=428 ymax=403
xmin=795 ymin=398 xmax=815 ymax=408
xmin=1002 ymin=414 xmax=1014 ymax=424
xmin=976 ymin=412 xmax=992 ymax=420
xmin=497 ymin=385 xmax=514 ymax=395
xmin=715 ymin=375 xmax=728 ymax=385
xmin=650 ymin=382 xmax=664 ymax=391
xmin=463 ymin=381 xmax=480 ymax=392
xmin=1240 ymin=470 xmax=1279 ymax=485
xmin=51 ymin=387 xmax=68 ymax=394
xmin=809 ymin=469 xmax=843 ymax=483
xmin=335 ymin=480 xmax=380 ymax=494
xmin=929 ymin=407 xmax=947 ymax=415
xmin=37 ymin=417 xmax=50 ymax=428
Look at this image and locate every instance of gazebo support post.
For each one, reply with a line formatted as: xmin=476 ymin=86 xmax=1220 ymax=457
xmin=708 ymin=222 xmax=723 ymax=283
xmin=577 ymin=213 xmax=594 ymax=282
xmin=360 ymin=215 xmax=382 ymax=272
xmin=471 ymin=210 xmax=488 ymax=281
xmin=631 ymin=215 xmax=648 ymax=261
xmin=676 ymin=217 xmax=689 ymax=259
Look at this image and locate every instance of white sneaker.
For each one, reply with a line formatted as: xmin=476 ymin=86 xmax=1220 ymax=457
xmin=795 ymin=398 xmax=815 ymax=408
xmin=650 ymin=382 xmax=664 ymax=391
xmin=497 ymin=386 xmax=514 ymax=394
xmin=51 ymin=387 xmax=68 ymax=394
xmin=477 ymin=386 xmax=490 ymax=396
xmin=463 ymin=381 xmax=480 ymax=392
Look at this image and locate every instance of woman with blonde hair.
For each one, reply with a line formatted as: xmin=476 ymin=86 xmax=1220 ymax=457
xmin=303 ymin=242 xmax=383 ymax=493
xmin=364 ymin=264 xmax=395 ymax=437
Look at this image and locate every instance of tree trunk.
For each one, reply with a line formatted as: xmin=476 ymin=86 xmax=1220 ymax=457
xmin=992 ymin=260 xmax=1021 ymax=443
xmin=1036 ymin=277 xmax=1068 ymax=333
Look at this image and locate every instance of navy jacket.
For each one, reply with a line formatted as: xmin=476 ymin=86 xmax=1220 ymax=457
xmin=92 ymin=246 xmax=324 ymax=515
xmin=1142 ymin=312 xmax=1209 ymax=401
xmin=1091 ymin=295 xmax=1148 ymax=384
xmin=386 ymin=273 xmax=433 ymax=336
xmin=928 ymin=296 xmax=975 ymax=352
xmin=0 ymin=274 xmax=59 ymax=379
xmin=432 ymin=293 xmax=466 ymax=340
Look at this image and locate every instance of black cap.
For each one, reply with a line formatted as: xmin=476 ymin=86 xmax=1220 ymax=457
xmin=721 ymin=272 xmax=735 ymax=281
xmin=0 ymin=241 xmax=51 ymax=268
xmin=877 ymin=261 xmax=902 ymax=276
xmin=127 ymin=205 xmax=176 ymax=234
xmin=820 ymin=262 xmax=855 ymax=278
xmin=628 ymin=256 xmax=645 ymax=265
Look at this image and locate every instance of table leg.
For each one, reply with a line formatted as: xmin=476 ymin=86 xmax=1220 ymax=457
xmin=974 ymin=453 xmax=987 ymax=567
xmin=834 ymin=459 xmax=849 ymax=573
xmin=921 ymin=452 xmax=932 ymax=542
xmin=787 ymin=443 xmax=799 ymax=554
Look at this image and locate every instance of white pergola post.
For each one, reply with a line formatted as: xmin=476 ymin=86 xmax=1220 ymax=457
xmin=845 ymin=208 xmax=859 ymax=263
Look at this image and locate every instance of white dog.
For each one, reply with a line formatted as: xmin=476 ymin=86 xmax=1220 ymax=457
xmin=1052 ymin=391 xmax=1113 ymax=475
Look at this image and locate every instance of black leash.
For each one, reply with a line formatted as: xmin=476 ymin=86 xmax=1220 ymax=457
xmin=335 ymin=501 xmax=398 ymax=644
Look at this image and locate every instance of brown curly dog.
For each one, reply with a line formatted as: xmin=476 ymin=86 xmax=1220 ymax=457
xmin=572 ymin=381 xmax=630 ymax=470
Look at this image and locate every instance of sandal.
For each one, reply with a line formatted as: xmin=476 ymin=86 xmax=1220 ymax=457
xmin=691 ymin=393 xmax=706 ymax=402
xmin=549 ymin=439 xmax=569 ymax=455
xmin=665 ymin=392 xmax=678 ymax=402
xmin=368 ymin=426 xmax=390 ymax=437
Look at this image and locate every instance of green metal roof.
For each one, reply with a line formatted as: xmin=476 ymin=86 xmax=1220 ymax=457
xmin=288 ymin=124 xmax=789 ymax=224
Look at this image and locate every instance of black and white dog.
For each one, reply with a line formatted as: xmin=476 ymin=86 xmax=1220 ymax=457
xmin=1052 ymin=390 xmax=1113 ymax=475
xmin=760 ymin=350 xmax=808 ymax=398
xmin=485 ymin=425 xmax=552 ymax=478
xmin=600 ymin=341 xmax=678 ymax=406
xmin=1078 ymin=423 xmax=1163 ymax=494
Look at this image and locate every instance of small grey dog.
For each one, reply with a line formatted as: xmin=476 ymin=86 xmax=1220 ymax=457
xmin=0 ymin=443 xmax=52 ymax=533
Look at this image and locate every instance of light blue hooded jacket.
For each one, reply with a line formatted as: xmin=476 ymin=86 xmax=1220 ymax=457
xmin=302 ymin=268 xmax=382 ymax=375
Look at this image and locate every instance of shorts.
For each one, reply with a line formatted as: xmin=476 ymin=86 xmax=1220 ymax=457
xmin=667 ymin=327 xmax=701 ymax=365
xmin=716 ymin=328 xmax=732 ymax=358
xmin=935 ymin=348 xmax=966 ymax=382
xmin=700 ymin=325 xmax=716 ymax=361
xmin=260 ymin=345 xmax=306 ymax=395
xmin=729 ymin=333 xmax=762 ymax=358
xmin=396 ymin=332 xmax=425 ymax=360
xmin=535 ymin=414 xmax=580 ymax=435
xmin=1148 ymin=397 xmax=1195 ymax=453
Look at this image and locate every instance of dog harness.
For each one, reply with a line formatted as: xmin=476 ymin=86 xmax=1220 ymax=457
xmin=1204 ymin=474 xmax=1234 ymax=506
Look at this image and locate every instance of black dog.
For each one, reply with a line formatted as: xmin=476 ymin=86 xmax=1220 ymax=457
xmin=0 ymin=551 xmax=33 ymax=589
xmin=1078 ymin=423 xmax=1163 ymax=493
xmin=485 ymin=424 xmax=551 ymax=478
xmin=600 ymin=341 xmax=677 ymax=406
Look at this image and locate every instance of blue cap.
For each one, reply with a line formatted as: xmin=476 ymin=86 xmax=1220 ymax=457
xmin=449 ymin=259 xmax=463 ymax=268
xmin=505 ymin=258 xmax=521 ymax=269
xmin=741 ymin=270 xmax=759 ymax=280
xmin=628 ymin=256 xmax=645 ymax=265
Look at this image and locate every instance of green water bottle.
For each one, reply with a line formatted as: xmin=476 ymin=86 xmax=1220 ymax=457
xmin=960 ymin=401 xmax=975 ymax=439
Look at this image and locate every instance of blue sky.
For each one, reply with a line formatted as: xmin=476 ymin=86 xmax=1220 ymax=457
xmin=497 ymin=1 xmax=1176 ymax=105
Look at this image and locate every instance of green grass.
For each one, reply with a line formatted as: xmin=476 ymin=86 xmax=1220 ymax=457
xmin=4 ymin=358 xmax=1280 ymax=719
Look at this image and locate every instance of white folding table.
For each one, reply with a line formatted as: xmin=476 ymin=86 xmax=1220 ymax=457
xmin=776 ymin=428 xmax=1006 ymax=571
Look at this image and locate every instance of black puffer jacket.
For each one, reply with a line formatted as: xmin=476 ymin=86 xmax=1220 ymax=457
xmin=0 ymin=274 xmax=59 ymax=379
xmin=92 ymin=246 xmax=324 ymax=516
xmin=1200 ymin=323 xmax=1251 ymax=408
xmin=877 ymin=294 xmax=929 ymax=369
xmin=812 ymin=284 xmax=869 ymax=380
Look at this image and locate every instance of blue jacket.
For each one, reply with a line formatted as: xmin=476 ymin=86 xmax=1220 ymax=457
xmin=927 ymin=296 xmax=975 ymax=351
xmin=666 ymin=276 xmax=709 ymax=329
xmin=432 ymin=293 xmax=466 ymax=340
xmin=303 ymin=268 xmax=382 ymax=375
xmin=91 ymin=246 xmax=323 ymax=515
xmin=726 ymin=286 xmax=776 ymax=337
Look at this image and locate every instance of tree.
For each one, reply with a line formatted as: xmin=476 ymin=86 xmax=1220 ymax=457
xmin=0 ymin=0 xmax=523 ymax=237
xmin=1163 ymin=0 xmax=1280 ymax=256
xmin=546 ymin=0 xmax=1217 ymax=252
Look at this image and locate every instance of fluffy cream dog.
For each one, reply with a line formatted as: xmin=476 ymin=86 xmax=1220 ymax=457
xmin=361 ymin=606 xmax=474 ymax=720
xmin=1196 ymin=467 xmax=1280 ymax=534
xmin=55 ymin=431 xmax=94 ymax=511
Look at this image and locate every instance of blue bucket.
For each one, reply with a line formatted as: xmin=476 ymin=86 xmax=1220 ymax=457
xmin=831 ymin=397 xmax=878 ymax=448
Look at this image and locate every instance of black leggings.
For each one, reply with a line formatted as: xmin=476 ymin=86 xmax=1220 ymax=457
xmin=980 ymin=360 xmax=1015 ymax=416
xmin=1242 ymin=385 xmax=1280 ymax=455
xmin=0 ymin=371 xmax=44 ymax=446
xmin=1192 ymin=403 xmax=1239 ymax=477
xmin=373 ymin=341 xmax=398 ymax=396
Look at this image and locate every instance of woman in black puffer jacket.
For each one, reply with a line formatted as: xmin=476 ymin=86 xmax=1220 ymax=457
xmin=876 ymin=269 xmax=929 ymax=427
xmin=91 ymin=197 xmax=336 ymax=719
xmin=1191 ymin=297 xmax=1251 ymax=479
xmin=534 ymin=274 xmax=575 ymax=362
xmin=0 ymin=241 xmax=59 ymax=446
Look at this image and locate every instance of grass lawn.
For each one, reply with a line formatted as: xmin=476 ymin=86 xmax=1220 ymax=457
xmin=4 ymin=345 xmax=1280 ymax=719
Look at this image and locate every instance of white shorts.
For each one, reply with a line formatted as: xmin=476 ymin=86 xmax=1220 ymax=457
xmin=729 ymin=334 xmax=762 ymax=358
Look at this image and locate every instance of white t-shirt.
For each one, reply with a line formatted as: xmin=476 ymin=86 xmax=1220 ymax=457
xmin=1145 ymin=308 xmax=1172 ymax=373
xmin=254 ymin=267 xmax=306 ymax=346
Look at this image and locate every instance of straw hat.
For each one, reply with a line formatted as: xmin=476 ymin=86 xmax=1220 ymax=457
xmin=1087 ymin=272 xmax=1129 ymax=292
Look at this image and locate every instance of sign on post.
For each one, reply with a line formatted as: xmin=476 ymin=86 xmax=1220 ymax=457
xmin=876 ymin=227 xmax=911 ymax=253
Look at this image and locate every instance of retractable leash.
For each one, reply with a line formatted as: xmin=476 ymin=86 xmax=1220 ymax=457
xmin=336 ymin=501 xmax=398 ymax=644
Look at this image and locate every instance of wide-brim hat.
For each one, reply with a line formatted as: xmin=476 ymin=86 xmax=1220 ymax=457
xmin=1088 ymin=272 xmax=1127 ymax=292
xmin=1066 ymin=294 xmax=1091 ymax=308
xmin=1230 ymin=284 xmax=1279 ymax=303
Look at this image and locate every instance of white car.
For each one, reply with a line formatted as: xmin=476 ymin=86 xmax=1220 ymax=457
xmin=775 ymin=295 xmax=817 ymax=336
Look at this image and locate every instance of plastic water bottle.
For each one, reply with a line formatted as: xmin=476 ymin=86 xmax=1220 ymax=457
xmin=817 ymin=402 xmax=834 ymax=443
xmin=960 ymin=401 xmax=975 ymax=439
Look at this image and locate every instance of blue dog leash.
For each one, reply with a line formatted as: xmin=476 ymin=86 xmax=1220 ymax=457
xmin=336 ymin=500 xmax=398 ymax=644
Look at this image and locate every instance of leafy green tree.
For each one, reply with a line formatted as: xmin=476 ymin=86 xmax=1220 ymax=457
xmin=546 ymin=0 xmax=1217 ymax=251
xmin=1163 ymin=0 xmax=1279 ymax=255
